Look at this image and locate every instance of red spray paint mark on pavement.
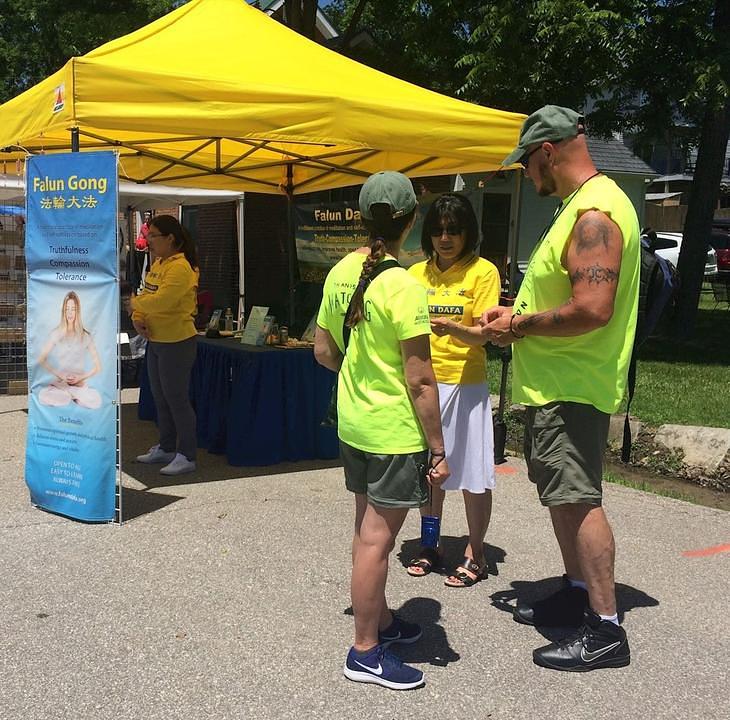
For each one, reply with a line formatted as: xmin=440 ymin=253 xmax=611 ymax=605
xmin=682 ymin=543 xmax=730 ymax=558
xmin=495 ymin=465 xmax=517 ymax=475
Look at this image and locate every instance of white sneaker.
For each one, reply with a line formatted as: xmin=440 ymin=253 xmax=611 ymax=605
xmin=159 ymin=453 xmax=197 ymax=476
xmin=136 ymin=445 xmax=176 ymax=464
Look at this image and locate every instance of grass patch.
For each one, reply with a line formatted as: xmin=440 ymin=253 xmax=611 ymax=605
xmin=604 ymin=469 xmax=695 ymax=504
xmin=486 ymin=347 xmax=512 ymax=400
xmin=630 ymin=303 xmax=730 ymax=428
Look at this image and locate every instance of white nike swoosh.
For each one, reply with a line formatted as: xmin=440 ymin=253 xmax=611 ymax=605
xmin=354 ymin=659 xmax=383 ymax=676
xmin=581 ymin=640 xmax=622 ymax=663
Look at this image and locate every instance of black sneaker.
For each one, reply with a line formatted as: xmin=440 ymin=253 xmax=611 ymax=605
xmin=532 ymin=608 xmax=630 ymax=672
xmin=514 ymin=575 xmax=588 ymax=627
xmin=378 ymin=615 xmax=422 ymax=647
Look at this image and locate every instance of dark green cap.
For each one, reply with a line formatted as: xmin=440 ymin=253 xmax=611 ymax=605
xmin=502 ymin=105 xmax=585 ymax=167
xmin=359 ymin=171 xmax=417 ymax=220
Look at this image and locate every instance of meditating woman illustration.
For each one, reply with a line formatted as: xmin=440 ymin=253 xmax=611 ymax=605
xmin=38 ymin=291 xmax=102 ymax=410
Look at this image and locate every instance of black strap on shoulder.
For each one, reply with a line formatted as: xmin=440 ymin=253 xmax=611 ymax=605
xmin=342 ymin=259 xmax=402 ymax=351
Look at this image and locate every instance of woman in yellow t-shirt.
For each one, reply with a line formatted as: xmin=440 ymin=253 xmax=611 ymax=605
xmin=408 ymin=193 xmax=500 ymax=587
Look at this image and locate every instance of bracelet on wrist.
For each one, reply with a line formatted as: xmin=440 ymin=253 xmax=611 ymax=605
xmin=510 ymin=314 xmax=525 ymax=339
xmin=429 ymin=452 xmax=446 ymax=471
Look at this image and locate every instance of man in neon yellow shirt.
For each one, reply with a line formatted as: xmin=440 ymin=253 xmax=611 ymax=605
xmin=482 ymin=106 xmax=639 ymax=672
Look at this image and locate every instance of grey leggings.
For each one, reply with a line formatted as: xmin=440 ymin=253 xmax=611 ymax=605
xmin=146 ymin=336 xmax=197 ymax=460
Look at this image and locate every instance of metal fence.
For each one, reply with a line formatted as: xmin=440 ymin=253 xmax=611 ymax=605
xmin=0 ymin=212 xmax=27 ymax=395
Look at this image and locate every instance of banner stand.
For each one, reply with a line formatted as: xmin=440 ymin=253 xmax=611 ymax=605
xmin=24 ymin=150 xmax=120 ymax=523
xmin=114 ymin=282 xmax=123 ymax=524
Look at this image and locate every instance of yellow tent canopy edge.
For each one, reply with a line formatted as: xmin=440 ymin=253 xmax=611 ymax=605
xmin=0 ymin=0 xmax=524 ymax=194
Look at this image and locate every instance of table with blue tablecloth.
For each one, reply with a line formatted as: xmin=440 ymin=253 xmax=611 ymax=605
xmin=138 ymin=337 xmax=339 ymax=466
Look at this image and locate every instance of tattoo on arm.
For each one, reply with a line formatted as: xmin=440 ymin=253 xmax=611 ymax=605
xmin=519 ymin=306 xmax=568 ymax=330
xmin=570 ymin=264 xmax=618 ymax=285
xmin=575 ymin=217 xmax=610 ymax=254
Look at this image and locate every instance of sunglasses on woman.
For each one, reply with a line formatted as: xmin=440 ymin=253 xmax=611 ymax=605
xmin=430 ymin=224 xmax=462 ymax=238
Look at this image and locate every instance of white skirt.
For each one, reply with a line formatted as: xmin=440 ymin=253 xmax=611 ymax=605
xmin=437 ymin=381 xmax=495 ymax=493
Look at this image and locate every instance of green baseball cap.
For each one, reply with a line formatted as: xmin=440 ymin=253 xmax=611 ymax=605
xmin=359 ymin=171 xmax=417 ymax=220
xmin=502 ymin=105 xmax=585 ymax=167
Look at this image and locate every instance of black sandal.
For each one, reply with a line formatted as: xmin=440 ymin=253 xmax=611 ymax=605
xmin=406 ymin=546 xmax=441 ymax=577
xmin=444 ymin=556 xmax=487 ymax=587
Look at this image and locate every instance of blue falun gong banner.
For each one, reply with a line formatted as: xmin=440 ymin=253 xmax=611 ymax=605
xmin=25 ymin=151 xmax=118 ymax=521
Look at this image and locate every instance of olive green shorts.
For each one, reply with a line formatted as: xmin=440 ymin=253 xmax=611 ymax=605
xmin=523 ymin=402 xmax=610 ymax=507
xmin=340 ymin=441 xmax=428 ymax=509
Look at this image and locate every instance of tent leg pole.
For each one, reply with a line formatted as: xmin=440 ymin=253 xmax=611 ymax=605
xmin=286 ymin=164 xmax=296 ymax=329
xmin=126 ymin=206 xmax=134 ymax=285
xmin=237 ymin=196 xmax=245 ymax=326
xmin=71 ymin=128 xmax=79 ymax=152
xmin=507 ymin=172 xmax=523 ymax=297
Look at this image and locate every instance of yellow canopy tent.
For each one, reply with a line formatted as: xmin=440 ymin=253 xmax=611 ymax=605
xmin=0 ymin=0 xmax=523 ymax=194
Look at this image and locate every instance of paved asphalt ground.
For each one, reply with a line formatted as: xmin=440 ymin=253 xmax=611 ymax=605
xmin=1 ymin=390 xmax=728 ymax=720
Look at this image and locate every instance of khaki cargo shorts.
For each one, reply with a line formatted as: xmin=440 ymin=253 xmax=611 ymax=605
xmin=523 ymin=401 xmax=610 ymax=507
xmin=340 ymin=441 xmax=428 ymax=509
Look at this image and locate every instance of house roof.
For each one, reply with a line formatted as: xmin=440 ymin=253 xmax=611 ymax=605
xmin=249 ymin=0 xmax=338 ymax=39
xmin=651 ymin=172 xmax=730 ymax=185
xmin=650 ymin=174 xmax=693 ymax=183
xmin=587 ymin=136 xmax=657 ymax=177
xmin=646 ymin=192 xmax=683 ymax=201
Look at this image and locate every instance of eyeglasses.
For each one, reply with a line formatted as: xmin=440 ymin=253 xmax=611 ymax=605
xmin=520 ymin=145 xmax=543 ymax=169
xmin=430 ymin=224 xmax=462 ymax=238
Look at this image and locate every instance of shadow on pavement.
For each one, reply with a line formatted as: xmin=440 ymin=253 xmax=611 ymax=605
xmin=343 ymin=597 xmax=461 ymax=667
xmin=120 ymin=486 xmax=186 ymax=522
xmin=121 ymin=402 xmax=343 ymax=489
xmin=123 ymin=455 xmax=343 ymax=489
xmin=490 ymin=575 xmax=660 ymax=641
xmin=397 ymin=535 xmax=507 ymax=577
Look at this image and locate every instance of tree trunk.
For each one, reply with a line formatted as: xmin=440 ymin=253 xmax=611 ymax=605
xmin=675 ymin=100 xmax=730 ymax=337
xmin=339 ymin=0 xmax=369 ymax=50
xmin=674 ymin=0 xmax=730 ymax=337
xmin=284 ymin=1 xmax=318 ymax=40
xmin=284 ymin=1 xmax=302 ymax=33
xmin=302 ymin=0 xmax=318 ymax=40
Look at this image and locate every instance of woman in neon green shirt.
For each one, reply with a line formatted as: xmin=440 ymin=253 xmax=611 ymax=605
xmin=315 ymin=171 xmax=450 ymax=691
xmin=408 ymin=193 xmax=500 ymax=587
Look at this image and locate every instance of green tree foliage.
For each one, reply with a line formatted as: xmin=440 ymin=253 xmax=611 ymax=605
xmin=0 ymin=0 xmax=178 ymax=103
xmin=586 ymin=1 xmax=724 ymax=158
xmin=326 ymin=0 xmax=476 ymax=95
xmin=461 ymin=0 xmax=639 ymax=115
xmin=330 ymin=0 xmax=729 ymax=334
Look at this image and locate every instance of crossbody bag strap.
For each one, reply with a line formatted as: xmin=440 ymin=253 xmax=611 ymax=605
xmin=341 ymin=259 xmax=402 ymax=353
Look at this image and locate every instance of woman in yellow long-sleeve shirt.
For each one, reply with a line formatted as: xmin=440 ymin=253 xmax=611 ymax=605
xmin=129 ymin=214 xmax=199 ymax=476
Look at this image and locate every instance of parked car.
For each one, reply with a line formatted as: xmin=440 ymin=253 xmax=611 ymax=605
xmin=651 ymin=231 xmax=717 ymax=277
xmin=708 ymin=229 xmax=730 ymax=276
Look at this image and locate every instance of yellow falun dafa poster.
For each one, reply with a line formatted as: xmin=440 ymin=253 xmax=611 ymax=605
xmin=294 ymin=191 xmax=482 ymax=283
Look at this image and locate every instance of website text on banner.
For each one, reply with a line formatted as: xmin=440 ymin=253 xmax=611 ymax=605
xmin=25 ymin=151 xmax=119 ymax=522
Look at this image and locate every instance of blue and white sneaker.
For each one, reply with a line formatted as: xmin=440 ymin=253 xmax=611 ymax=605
xmin=378 ymin=615 xmax=423 ymax=646
xmin=344 ymin=645 xmax=425 ymax=690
